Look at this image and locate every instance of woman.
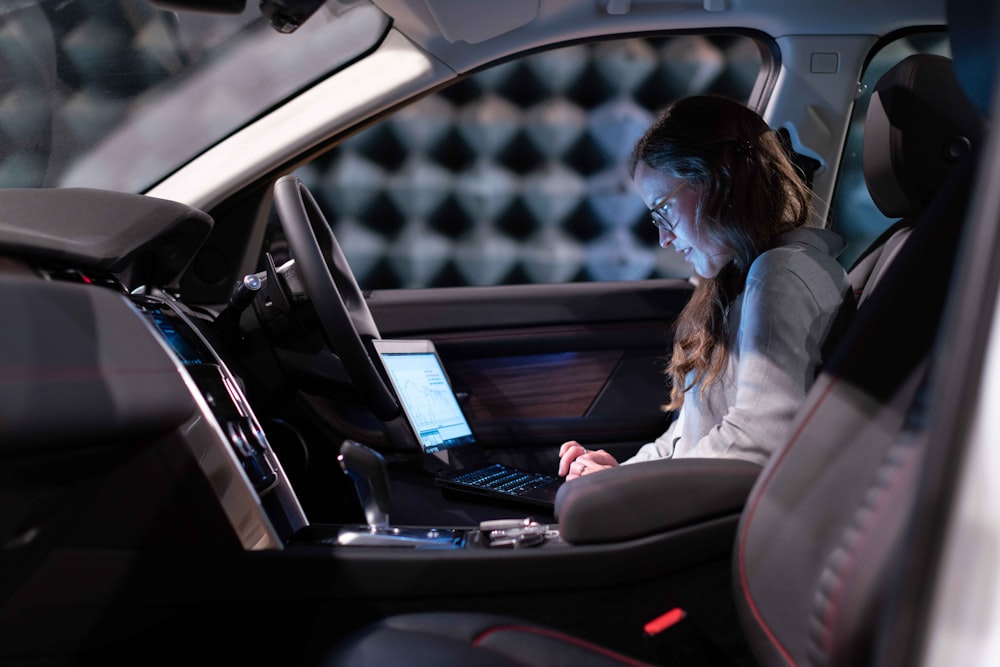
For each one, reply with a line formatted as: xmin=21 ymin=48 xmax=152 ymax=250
xmin=559 ymin=95 xmax=852 ymax=480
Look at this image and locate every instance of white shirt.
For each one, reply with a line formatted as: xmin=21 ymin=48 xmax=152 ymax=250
xmin=624 ymin=227 xmax=851 ymax=467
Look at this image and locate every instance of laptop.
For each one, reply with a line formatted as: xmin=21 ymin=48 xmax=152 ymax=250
xmin=372 ymin=338 xmax=563 ymax=509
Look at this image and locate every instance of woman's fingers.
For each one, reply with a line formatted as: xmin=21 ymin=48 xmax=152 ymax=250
xmin=558 ymin=442 xmax=622 ymax=479
xmin=587 ymin=449 xmax=619 ymax=468
xmin=558 ymin=440 xmax=581 ymax=456
xmin=567 ymin=457 xmax=614 ymax=480
xmin=559 ymin=446 xmax=620 ymax=480
xmin=558 ymin=441 xmax=585 ymax=476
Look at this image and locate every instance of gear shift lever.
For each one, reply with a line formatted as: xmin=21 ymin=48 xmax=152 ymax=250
xmin=335 ymin=439 xmax=465 ymax=548
xmin=338 ymin=439 xmax=391 ymax=528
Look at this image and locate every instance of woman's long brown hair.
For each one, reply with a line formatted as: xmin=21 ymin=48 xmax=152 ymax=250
xmin=628 ymin=95 xmax=814 ymax=410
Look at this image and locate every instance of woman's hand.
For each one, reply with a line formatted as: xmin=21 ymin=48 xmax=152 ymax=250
xmin=558 ymin=440 xmax=619 ymax=480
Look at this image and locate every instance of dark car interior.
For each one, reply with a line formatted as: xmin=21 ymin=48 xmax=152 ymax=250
xmin=1 ymin=0 xmax=997 ymax=664
xmin=321 ymin=3 xmax=993 ymax=663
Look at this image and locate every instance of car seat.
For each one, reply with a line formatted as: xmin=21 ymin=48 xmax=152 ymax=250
xmin=319 ymin=15 xmax=990 ymax=667
xmin=848 ymin=53 xmax=983 ymax=307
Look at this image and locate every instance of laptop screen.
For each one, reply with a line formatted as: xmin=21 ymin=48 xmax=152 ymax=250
xmin=373 ymin=340 xmax=475 ymax=454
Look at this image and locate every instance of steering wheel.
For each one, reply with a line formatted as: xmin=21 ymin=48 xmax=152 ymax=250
xmin=272 ymin=175 xmax=400 ymax=421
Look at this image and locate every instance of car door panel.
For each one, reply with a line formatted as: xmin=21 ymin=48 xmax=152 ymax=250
xmin=367 ymin=279 xmax=692 ymax=457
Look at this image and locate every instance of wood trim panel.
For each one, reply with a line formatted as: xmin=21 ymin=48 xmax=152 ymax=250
xmin=446 ymin=350 xmax=623 ymax=421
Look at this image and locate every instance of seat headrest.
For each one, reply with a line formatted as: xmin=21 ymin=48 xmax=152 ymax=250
xmin=862 ymin=54 xmax=985 ymax=219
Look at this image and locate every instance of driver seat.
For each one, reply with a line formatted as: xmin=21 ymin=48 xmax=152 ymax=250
xmin=847 ymin=53 xmax=983 ymax=307
xmin=319 ymin=16 xmax=990 ymax=667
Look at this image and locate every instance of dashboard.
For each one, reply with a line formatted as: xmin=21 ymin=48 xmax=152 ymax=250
xmin=0 ymin=186 xmax=306 ymax=543
xmin=132 ymin=295 xmax=281 ymax=497
xmin=2 ymin=261 xmax=305 ymax=553
xmin=131 ymin=289 xmax=312 ymax=539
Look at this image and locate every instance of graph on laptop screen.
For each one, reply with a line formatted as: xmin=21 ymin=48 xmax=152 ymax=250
xmin=379 ymin=351 xmax=475 ymax=453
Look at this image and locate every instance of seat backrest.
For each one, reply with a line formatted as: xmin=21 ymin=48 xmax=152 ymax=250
xmin=734 ymin=51 xmax=987 ymax=667
xmin=848 ymin=53 xmax=983 ymax=307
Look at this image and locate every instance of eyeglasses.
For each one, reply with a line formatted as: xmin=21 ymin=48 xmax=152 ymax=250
xmin=649 ymin=181 xmax=686 ymax=234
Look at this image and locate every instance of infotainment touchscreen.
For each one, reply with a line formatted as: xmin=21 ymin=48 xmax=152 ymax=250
xmin=133 ymin=299 xmax=211 ymax=366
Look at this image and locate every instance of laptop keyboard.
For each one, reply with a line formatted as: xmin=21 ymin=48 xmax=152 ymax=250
xmin=450 ymin=463 xmax=560 ymax=496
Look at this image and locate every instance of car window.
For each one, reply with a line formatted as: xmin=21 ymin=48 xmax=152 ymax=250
xmin=829 ymin=32 xmax=951 ymax=268
xmin=0 ymin=1 xmax=388 ymax=193
xmin=295 ymin=34 xmax=766 ymax=290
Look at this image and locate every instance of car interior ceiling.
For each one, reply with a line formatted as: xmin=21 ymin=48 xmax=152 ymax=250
xmin=318 ymin=0 xmax=995 ymax=664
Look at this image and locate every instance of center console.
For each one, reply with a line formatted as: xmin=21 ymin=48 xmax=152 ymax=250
xmin=332 ymin=439 xmax=562 ymax=549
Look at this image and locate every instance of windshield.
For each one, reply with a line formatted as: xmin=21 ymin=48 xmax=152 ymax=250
xmin=0 ymin=0 xmax=388 ymax=193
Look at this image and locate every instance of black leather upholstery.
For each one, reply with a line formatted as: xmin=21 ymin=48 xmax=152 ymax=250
xmin=849 ymin=54 xmax=984 ymax=305
xmin=323 ymin=10 xmax=990 ymax=667
xmin=555 ymin=458 xmax=761 ymax=545
xmin=862 ymin=54 xmax=981 ymax=220
xmin=324 ymin=613 xmax=656 ymax=667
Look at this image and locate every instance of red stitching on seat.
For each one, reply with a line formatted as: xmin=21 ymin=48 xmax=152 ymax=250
xmin=815 ymin=442 xmax=915 ymax=657
xmin=736 ymin=374 xmax=843 ymax=667
xmin=473 ymin=624 xmax=653 ymax=666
